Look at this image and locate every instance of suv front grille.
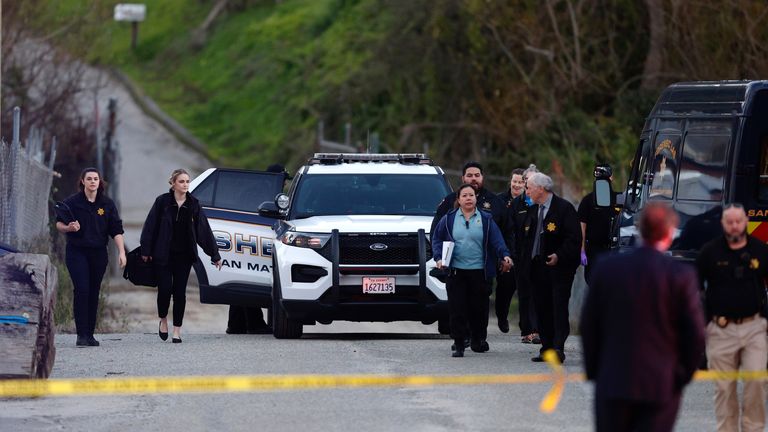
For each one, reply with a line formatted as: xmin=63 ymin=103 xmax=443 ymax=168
xmin=316 ymin=234 xmax=431 ymax=265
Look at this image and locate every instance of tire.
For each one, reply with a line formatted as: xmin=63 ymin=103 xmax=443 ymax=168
xmin=437 ymin=318 xmax=451 ymax=335
xmin=272 ymin=256 xmax=303 ymax=339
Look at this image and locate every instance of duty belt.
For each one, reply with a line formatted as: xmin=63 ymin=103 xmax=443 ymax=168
xmin=713 ymin=313 xmax=760 ymax=328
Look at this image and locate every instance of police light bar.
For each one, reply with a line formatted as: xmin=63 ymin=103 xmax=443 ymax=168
xmin=309 ymin=153 xmax=434 ymax=165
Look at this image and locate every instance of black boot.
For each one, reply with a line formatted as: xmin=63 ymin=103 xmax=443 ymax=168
xmin=76 ymin=335 xmax=88 ymax=347
xmin=451 ymin=340 xmax=465 ymax=357
xmin=451 ymin=338 xmax=471 ymax=351
xmin=470 ymin=340 xmax=490 ymax=353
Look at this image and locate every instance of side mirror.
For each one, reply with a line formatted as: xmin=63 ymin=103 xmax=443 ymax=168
xmin=594 ymin=178 xmax=614 ymax=208
xmin=275 ymin=193 xmax=290 ymax=210
xmin=258 ymin=201 xmax=282 ymax=218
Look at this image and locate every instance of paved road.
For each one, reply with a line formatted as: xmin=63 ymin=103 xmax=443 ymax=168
xmin=2 ymin=332 xmax=721 ymax=432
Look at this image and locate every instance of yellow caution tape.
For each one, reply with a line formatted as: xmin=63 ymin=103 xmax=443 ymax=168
xmin=0 ymin=373 xmax=557 ymax=398
xmin=539 ymin=349 xmax=566 ymax=413
xmin=2 ymin=349 xmax=767 ymax=415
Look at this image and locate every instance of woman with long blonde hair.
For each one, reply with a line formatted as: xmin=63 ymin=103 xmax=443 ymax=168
xmin=140 ymin=169 xmax=221 ymax=343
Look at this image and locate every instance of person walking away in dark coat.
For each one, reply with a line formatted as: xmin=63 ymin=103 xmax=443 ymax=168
xmin=523 ymin=172 xmax=581 ymax=363
xmin=140 ymin=169 xmax=222 ymax=343
xmin=56 ymin=167 xmax=127 ymax=347
xmin=580 ymin=202 xmax=705 ymax=432
xmin=697 ymin=203 xmax=768 ymax=432
xmin=432 ymin=184 xmax=512 ymax=357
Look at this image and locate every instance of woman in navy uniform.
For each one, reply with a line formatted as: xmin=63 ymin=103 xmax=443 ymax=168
xmin=141 ymin=169 xmax=221 ymax=343
xmin=56 ymin=167 xmax=126 ymax=347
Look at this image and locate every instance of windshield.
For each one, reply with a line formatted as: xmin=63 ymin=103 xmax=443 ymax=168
xmin=290 ymin=174 xmax=450 ymax=217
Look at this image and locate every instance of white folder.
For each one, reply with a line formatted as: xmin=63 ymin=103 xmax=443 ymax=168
xmin=442 ymin=241 xmax=455 ymax=267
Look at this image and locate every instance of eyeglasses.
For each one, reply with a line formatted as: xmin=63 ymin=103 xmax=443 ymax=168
xmin=465 ymin=220 xmax=469 ymax=229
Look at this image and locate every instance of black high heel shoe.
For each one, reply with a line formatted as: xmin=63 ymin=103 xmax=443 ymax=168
xmin=172 ymin=337 xmax=182 ymax=344
xmin=158 ymin=321 xmax=168 ymax=341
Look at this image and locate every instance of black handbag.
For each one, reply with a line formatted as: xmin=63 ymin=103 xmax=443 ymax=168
xmin=123 ymin=246 xmax=157 ymax=287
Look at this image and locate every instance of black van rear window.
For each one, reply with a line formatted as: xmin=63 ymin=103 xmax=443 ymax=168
xmin=677 ymin=134 xmax=728 ymax=201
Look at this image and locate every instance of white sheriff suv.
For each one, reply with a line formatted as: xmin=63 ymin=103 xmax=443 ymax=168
xmin=259 ymin=153 xmax=452 ymax=338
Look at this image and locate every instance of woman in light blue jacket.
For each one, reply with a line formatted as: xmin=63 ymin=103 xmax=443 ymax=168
xmin=432 ymin=183 xmax=512 ymax=357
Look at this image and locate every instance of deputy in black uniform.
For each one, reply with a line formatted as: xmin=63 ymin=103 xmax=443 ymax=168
xmin=496 ymin=168 xmax=525 ymax=334
xmin=696 ymin=203 xmax=768 ymax=431
xmin=577 ymin=164 xmax=619 ymax=284
xmin=504 ymin=165 xmax=540 ymax=343
xmin=56 ymin=168 xmax=126 ymax=347
xmin=430 ymin=161 xmax=504 ymax=349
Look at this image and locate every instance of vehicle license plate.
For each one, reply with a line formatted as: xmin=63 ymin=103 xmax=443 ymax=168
xmin=362 ymin=277 xmax=395 ymax=294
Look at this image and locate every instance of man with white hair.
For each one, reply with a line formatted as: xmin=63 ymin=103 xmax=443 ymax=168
xmin=523 ymin=172 xmax=581 ymax=363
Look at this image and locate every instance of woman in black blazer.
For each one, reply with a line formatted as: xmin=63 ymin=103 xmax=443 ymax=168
xmin=140 ymin=169 xmax=221 ymax=343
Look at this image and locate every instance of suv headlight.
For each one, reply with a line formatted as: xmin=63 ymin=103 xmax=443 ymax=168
xmin=280 ymin=231 xmax=331 ymax=249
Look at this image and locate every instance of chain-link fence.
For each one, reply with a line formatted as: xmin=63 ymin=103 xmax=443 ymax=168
xmin=0 ymin=107 xmax=57 ymax=252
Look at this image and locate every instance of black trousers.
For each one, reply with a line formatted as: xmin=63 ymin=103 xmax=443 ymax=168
xmin=515 ymin=262 xmax=538 ymax=335
xmin=156 ymin=256 xmax=193 ymax=327
xmin=446 ymin=268 xmax=491 ymax=346
xmin=584 ymin=247 xmax=609 ymax=286
xmin=66 ymin=244 xmax=108 ymax=337
xmin=496 ymin=266 xmax=538 ymax=335
xmin=530 ymin=258 xmax=573 ymax=352
xmin=595 ymin=391 xmax=681 ymax=432
xmin=495 ymin=271 xmax=516 ymax=322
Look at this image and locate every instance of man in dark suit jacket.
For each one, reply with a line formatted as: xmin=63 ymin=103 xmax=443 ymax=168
xmin=523 ymin=172 xmax=581 ymax=363
xmin=580 ymin=202 xmax=706 ymax=432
